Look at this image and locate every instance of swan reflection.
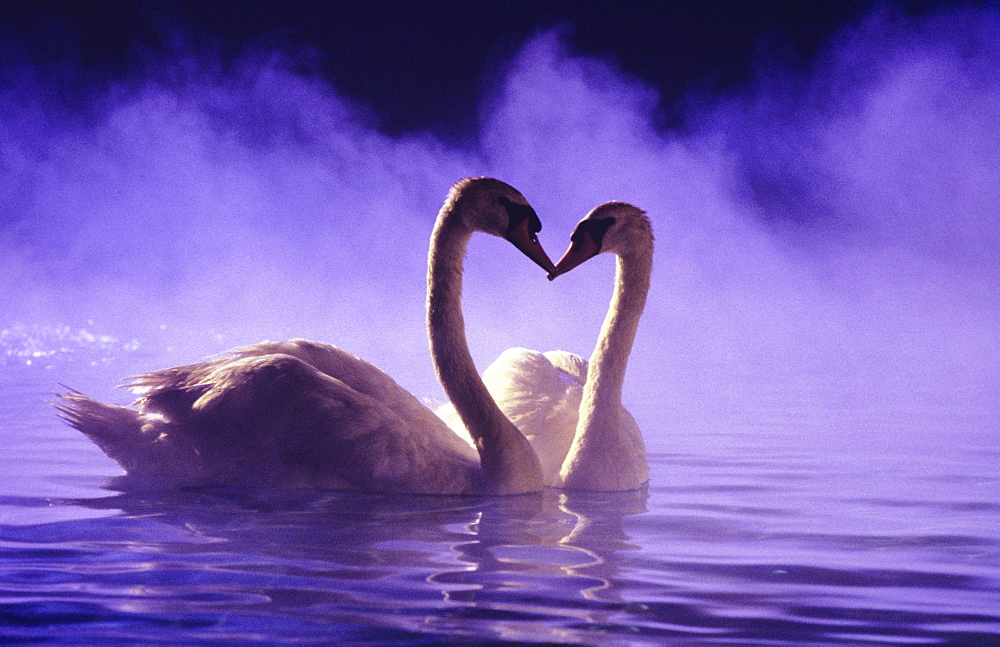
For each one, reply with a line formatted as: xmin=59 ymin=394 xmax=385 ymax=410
xmin=69 ymin=486 xmax=647 ymax=640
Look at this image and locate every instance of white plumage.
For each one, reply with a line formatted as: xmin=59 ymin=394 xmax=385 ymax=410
xmin=437 ymin=348 xmax=585 ymax=486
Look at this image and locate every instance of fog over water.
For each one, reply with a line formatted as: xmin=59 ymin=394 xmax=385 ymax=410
xmin=2 ymin=7 xmax=996 ymax=450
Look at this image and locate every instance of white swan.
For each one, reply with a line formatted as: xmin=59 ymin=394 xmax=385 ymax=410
xmin=552 ymin=202 xmax=652 ymax=491
xmin=469 ymin=202 xmax=652 ymax=490
xmin=57 ymin=177 xmax=551 ymax=496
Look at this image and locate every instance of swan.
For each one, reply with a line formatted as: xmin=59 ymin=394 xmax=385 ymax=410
xmin=466 ymin=202 xmax=652 ymax=490
xmin=551 ymin=202 xmax=652 ymax=491
xmin=57 ymin=177 xmax=552 ymax=496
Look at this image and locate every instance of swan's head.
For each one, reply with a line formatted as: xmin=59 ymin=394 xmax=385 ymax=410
xmin=447 ymin=177 xmax=555 ymax=274
xmin=549 ymin=202 xmax=652 ymax=279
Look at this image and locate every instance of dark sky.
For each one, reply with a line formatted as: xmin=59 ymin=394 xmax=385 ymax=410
xmin=2 ymin=0 xmax=953 ymax=139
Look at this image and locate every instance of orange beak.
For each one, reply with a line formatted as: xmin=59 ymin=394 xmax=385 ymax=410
xmin=506 ymin=218 xmax=556 ymax=274
xmin=547 ymin=231 xmax=600 ymax=280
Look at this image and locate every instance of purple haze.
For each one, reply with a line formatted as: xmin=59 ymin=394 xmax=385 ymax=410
xmin=1 ymin=7 xmax=996 ymax=450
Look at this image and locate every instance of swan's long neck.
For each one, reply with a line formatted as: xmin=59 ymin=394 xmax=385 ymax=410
xmin=586 ymin=249 xmax=650 ymax=418
xmin=561 ymin=245 xmax=651 ymax=490
xmin=427 ymin=214 xmax=542 ymax=495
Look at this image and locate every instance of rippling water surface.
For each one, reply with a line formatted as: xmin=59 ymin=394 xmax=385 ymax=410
xmin=1 ymin=336 xmax=997 ymax=645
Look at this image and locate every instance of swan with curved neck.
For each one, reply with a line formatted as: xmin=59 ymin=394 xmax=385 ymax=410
xmin=426 ymin=178 xmax=549 ymax=493
xmin=57 ymin=177 xmax=549 ymax=496
xmin=547 ymin=202 xmax=653 ymax=490
xmin=448 ymin=202 xmax=653 ymax=491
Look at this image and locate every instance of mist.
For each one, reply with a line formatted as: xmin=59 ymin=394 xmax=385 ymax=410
xmin=2 ymin=6 xmax=996 ymax=451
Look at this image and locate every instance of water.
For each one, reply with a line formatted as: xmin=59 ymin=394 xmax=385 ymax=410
xmin=0 ymin=335 xmax=997 ymax=645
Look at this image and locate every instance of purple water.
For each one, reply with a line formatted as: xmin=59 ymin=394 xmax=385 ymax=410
xmin=0 ymin=332 xmax=996 ymax=645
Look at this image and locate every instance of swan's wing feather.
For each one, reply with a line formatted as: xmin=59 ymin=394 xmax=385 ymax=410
xmin=168 ymin=353 xmax=477 ymax=493
xmin=542 ymin=350 xmax=588 ymax=385
xmin=126 ymin=362 xmax=223 ymax=421
xmin=226 ymin=340 xmax=475 ymax=456
xmin=109 ymin=343 xmax=477 ymax=490
xmin=227 ymin=340 xmax=404 ymax=402
xmin=480 ymin=348 xmax=586 ymax=486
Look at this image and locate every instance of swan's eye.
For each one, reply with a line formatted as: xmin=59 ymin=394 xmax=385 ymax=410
xmin=573 ymin=217 xmax=616 ymax=252
xmin=528 ymin=214 xmax=543 ymax=239
xmin=499 ymin=196 xmax=541 ymax=239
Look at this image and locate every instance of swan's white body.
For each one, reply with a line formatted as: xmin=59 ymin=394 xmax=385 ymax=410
xmin=437 ymin=347 xmax=586 ymax=485
xmin=58 ymin=178 xmax=550 ymax=495
xmin=439 ymin=202 xmax=653 ymax=491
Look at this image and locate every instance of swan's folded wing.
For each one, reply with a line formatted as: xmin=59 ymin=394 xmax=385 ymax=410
xmin=126 ymin=354 xmax=238 ymax=421
xmin=227 ymin=339 xmax=476 ymax=458
xmin=481 ymin=348 xmax=586 ymax=486
xmin=173 ymin=353 xmax=477 ymax=493
xmin=542 ymin=350 xmax=588 ymax=385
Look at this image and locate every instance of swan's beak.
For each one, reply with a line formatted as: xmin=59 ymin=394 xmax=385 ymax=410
xmin=548 ymin=232 xmax=600 ymax=280
xmin=506 ymin=219 xmax=556 ymax=275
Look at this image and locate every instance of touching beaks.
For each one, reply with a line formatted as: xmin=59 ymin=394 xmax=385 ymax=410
xmin=506 ymin=218 xmax=556 ymax=274
xmin=547 ymin=230 xmax=600 ymax=281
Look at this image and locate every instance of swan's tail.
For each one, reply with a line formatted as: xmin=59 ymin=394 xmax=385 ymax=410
xmin=55 ymin=390 xmax=145 ymax=466
xmin=56 ymin=390 xmax=207 ymax=485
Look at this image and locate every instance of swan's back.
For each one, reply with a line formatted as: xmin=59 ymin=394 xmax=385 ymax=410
xmin=434 ymin=348 xmax=585 ymax=486
xmin=60 ymin=340 xmax=479 ymax=492
xmin=132 ymin=340 xmax=472 ymax=454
